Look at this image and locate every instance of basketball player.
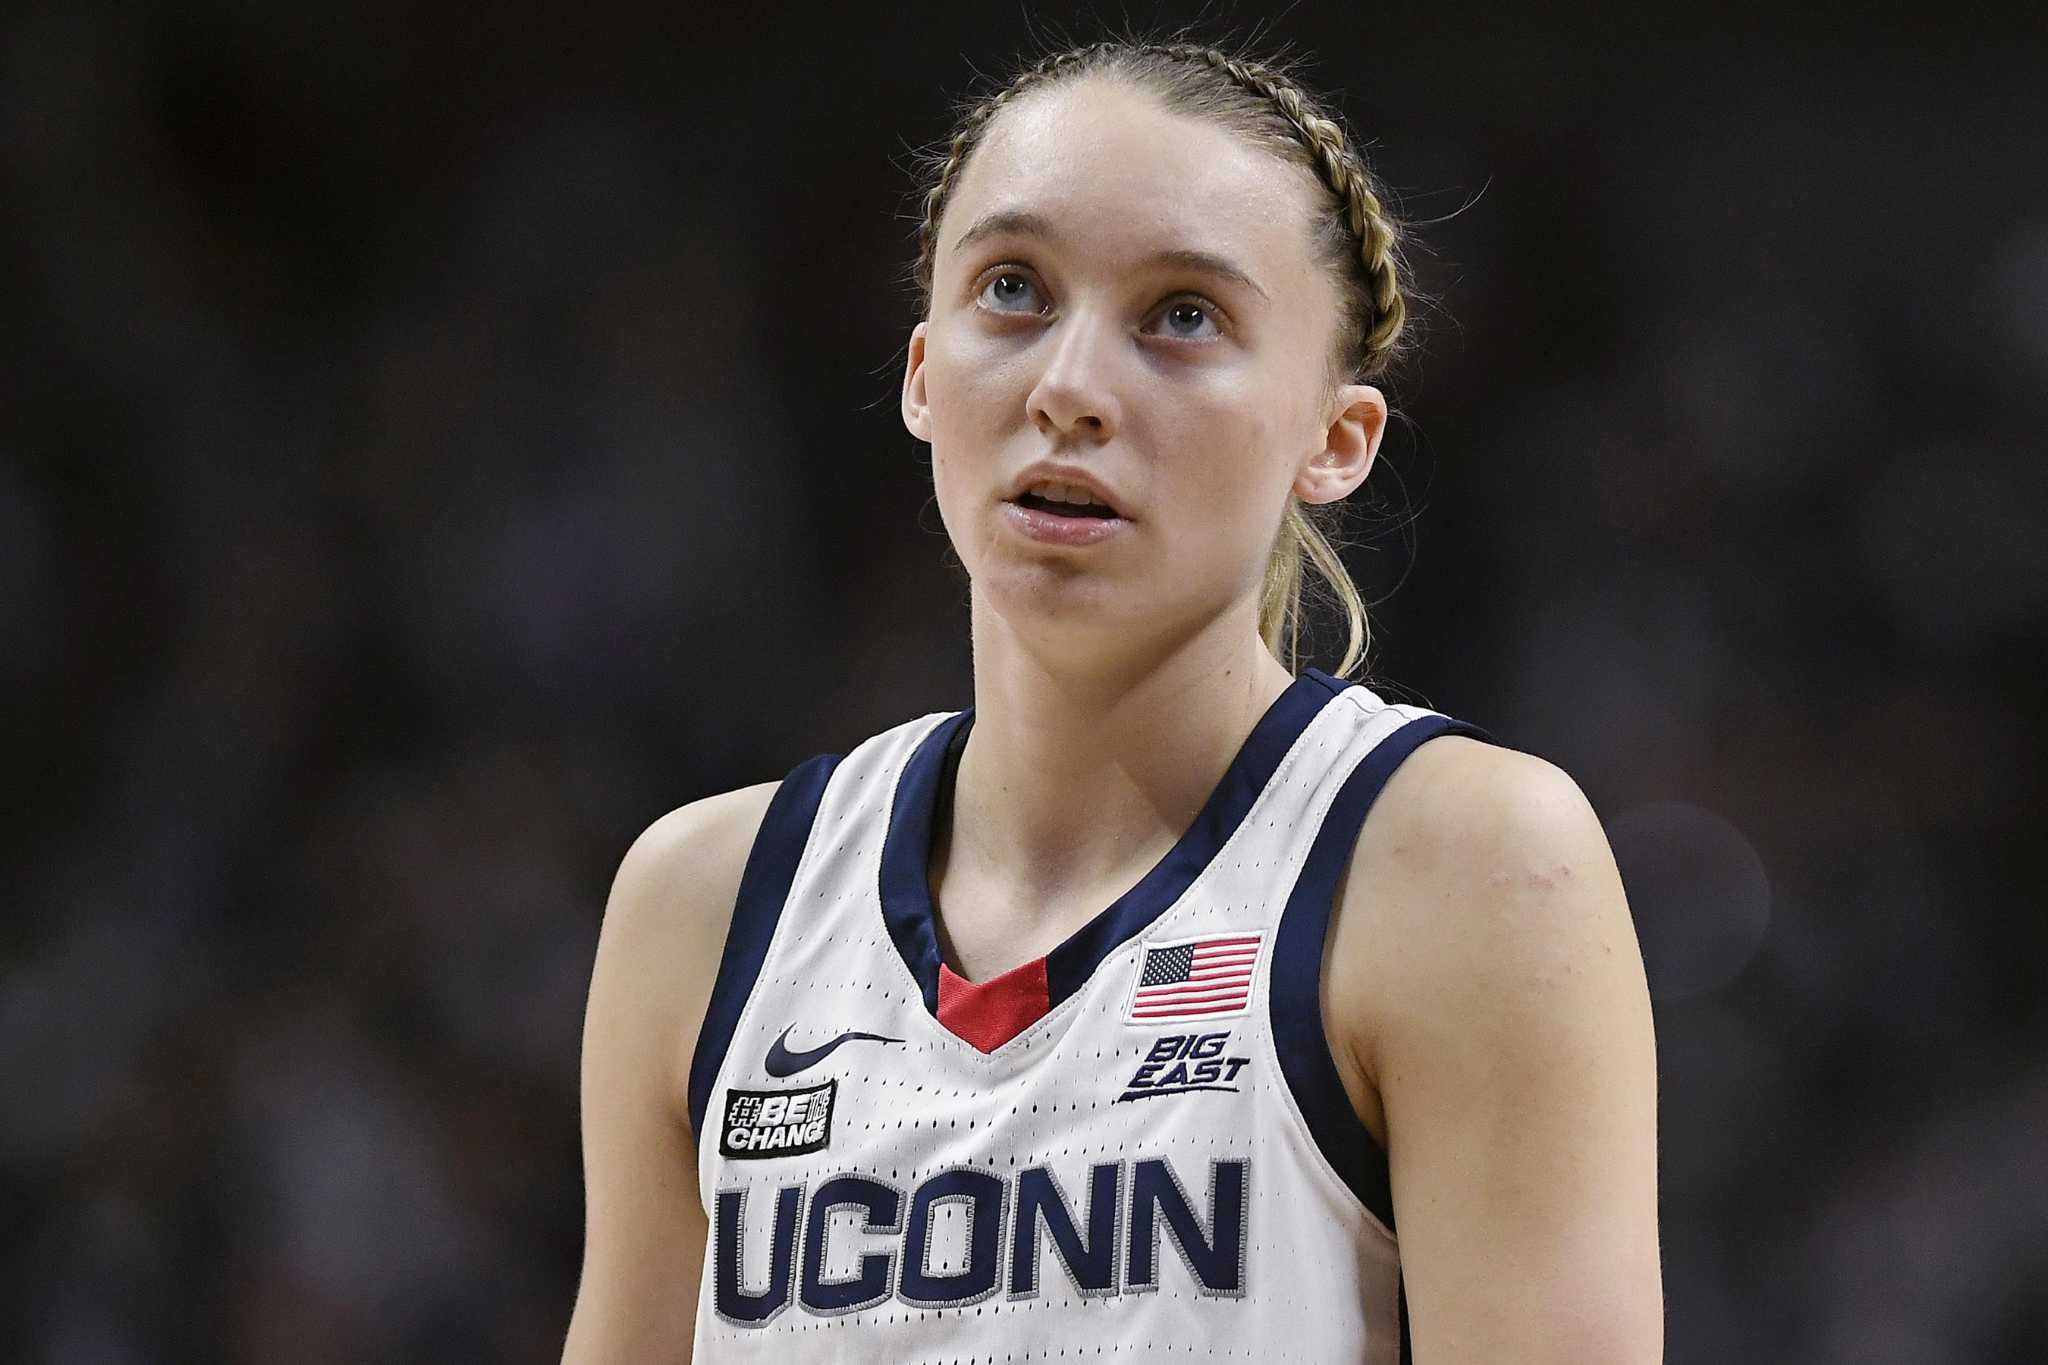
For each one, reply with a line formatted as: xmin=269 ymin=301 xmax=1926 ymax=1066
xmin=561 ymin=38 xmax=1661 ymax=1364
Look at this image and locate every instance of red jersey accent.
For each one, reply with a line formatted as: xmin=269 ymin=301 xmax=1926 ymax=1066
xmin=937 ymin=956 xmax=1051 ymax=1052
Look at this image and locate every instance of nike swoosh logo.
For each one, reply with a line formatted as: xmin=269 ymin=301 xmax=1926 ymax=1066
xmin=764 ymin=1024 xmax=905 ymax=1078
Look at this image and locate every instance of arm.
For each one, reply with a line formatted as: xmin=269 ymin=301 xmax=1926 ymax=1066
xmin=1330 ymin=738 xmax=1662 ymax=1362
xmin=560 ymin=781 xmax=782 ymax=1365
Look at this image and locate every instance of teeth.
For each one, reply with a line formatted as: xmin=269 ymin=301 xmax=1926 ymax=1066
xmin=1026 ymin=480 xmax=1111 ymax=509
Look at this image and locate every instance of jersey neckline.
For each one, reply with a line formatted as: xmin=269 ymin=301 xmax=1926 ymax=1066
xmin=877 ymin=667 xmax=1351 ymax=1049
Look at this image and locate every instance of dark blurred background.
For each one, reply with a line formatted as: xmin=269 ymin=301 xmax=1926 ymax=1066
xmin=4 ymin=0 xmax=2044 ymax=1360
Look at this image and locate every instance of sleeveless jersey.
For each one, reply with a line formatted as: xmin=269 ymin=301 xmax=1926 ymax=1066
xmin=685 ymin=667 xmax=1487 ymax=1362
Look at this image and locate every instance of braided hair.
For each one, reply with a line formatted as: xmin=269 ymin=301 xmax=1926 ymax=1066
xmin=910 ymin=39 xmax=1418 ymax=679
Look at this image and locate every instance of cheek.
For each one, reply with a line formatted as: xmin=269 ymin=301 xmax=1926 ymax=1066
xmin=923 ymin=328 xmax=1005 ymax=454
xmin=930 ymin=450 xmax=979 ymax=556
xmin=924 ymin=328 xmax=1017 ymax=519
xmin=1162 ymin=408 xmax=1297 ymax=546
xmin=924 ymin=314 xmax=1009 ymax=404
xmin=923 ymin=374 xmax=992 ymax=558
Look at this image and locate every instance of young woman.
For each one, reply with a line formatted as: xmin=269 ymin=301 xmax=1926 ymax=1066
xmin=562 ymin=38 xmax=1661 ymax=1365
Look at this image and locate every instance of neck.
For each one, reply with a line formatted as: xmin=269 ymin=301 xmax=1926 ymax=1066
xmin=929 ymin=594 xmax=1296 ymax=974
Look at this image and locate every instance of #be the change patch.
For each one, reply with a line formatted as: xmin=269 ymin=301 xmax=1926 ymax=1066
xmin=719 ymin=1080 xmax=836 ymax=1159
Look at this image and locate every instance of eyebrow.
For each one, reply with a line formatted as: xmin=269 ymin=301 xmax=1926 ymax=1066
xmin=951 ymin=207 xmax=1271 ymax=301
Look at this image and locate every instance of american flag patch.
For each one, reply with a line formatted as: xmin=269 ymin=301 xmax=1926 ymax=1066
xmin=1125 ymin=932 xmax=1264 ymax=1023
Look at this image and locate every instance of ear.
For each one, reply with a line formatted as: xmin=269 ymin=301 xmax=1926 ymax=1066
xmin=902 ymin=321 xmax=933 ymax=443
xmin=1294 ymin=382 xmax=1386 ymax=505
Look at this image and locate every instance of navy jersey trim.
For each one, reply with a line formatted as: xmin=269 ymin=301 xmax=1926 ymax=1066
xmin=1270 ymin=707 xmax=1491 ymax=1230
xmin=687 ymin=752 xmax=843 ymax=1143
xmin=879 ymin=670 xmax=1340 ymax=1020
xmin=877 ymin=714 xmax=968 ymax=1014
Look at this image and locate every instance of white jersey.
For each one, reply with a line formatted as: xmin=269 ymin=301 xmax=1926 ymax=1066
xmin=686 ymin=667 xmax=1485 ymax=1363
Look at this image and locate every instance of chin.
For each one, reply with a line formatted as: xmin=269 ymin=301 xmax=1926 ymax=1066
xmin=973 ymin=559 xmax=1152 ymax=638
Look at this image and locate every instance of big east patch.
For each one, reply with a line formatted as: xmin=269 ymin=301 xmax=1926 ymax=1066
xmin=1117 ymin=1030 xmax=1252 ymax=1102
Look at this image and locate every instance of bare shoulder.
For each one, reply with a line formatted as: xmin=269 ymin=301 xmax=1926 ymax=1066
xmin=608 ymin=781 xmax=784 ymax=942
xmin=1326 ymin=735 xmax=1645 ymax=1126
xmin=1329 ymin=736 xmax=1663 ymax=1357
xmin=1355 ymin=734 xmax=1610 ymax=877
xmin=562 ymin=780 xmax=785 ymax=1363
xmin=589 ymin=781 xmax=784 ymax=1115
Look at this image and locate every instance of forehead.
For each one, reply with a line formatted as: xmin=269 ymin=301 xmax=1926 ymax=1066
xmin=944 ymin=78 xmax=1316 ymax=281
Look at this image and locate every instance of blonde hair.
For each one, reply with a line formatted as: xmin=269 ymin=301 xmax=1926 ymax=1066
xmin=909 ymin=37 xmax=1419 ymax=679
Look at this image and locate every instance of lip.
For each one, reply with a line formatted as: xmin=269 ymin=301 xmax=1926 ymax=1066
xmin=1004 ymin=461 xmax=1129 ymax=520
xmin=1000 ymin=499 xmax=1131 ymax=547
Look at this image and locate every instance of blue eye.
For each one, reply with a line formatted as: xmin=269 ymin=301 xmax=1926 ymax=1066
xmin=974 ymin=269 xmax=1224 ymax=341
xmin=1152 ymin=299 xmax=1220 ymax=340
xmin=979 ymin=271 xmax=1044 ymax=313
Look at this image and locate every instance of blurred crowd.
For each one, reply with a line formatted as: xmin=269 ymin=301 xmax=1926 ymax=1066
xmin=3 ymin=2 xmax=2043 ymax=1361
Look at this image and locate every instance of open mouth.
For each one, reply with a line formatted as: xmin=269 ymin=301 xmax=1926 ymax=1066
xmin=1011 ymin=492 xmax=1120 ymax=519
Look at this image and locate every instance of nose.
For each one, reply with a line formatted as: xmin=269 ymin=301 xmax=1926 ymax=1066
xmin=1025 ymin=308 xmax=1121 ymax=443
